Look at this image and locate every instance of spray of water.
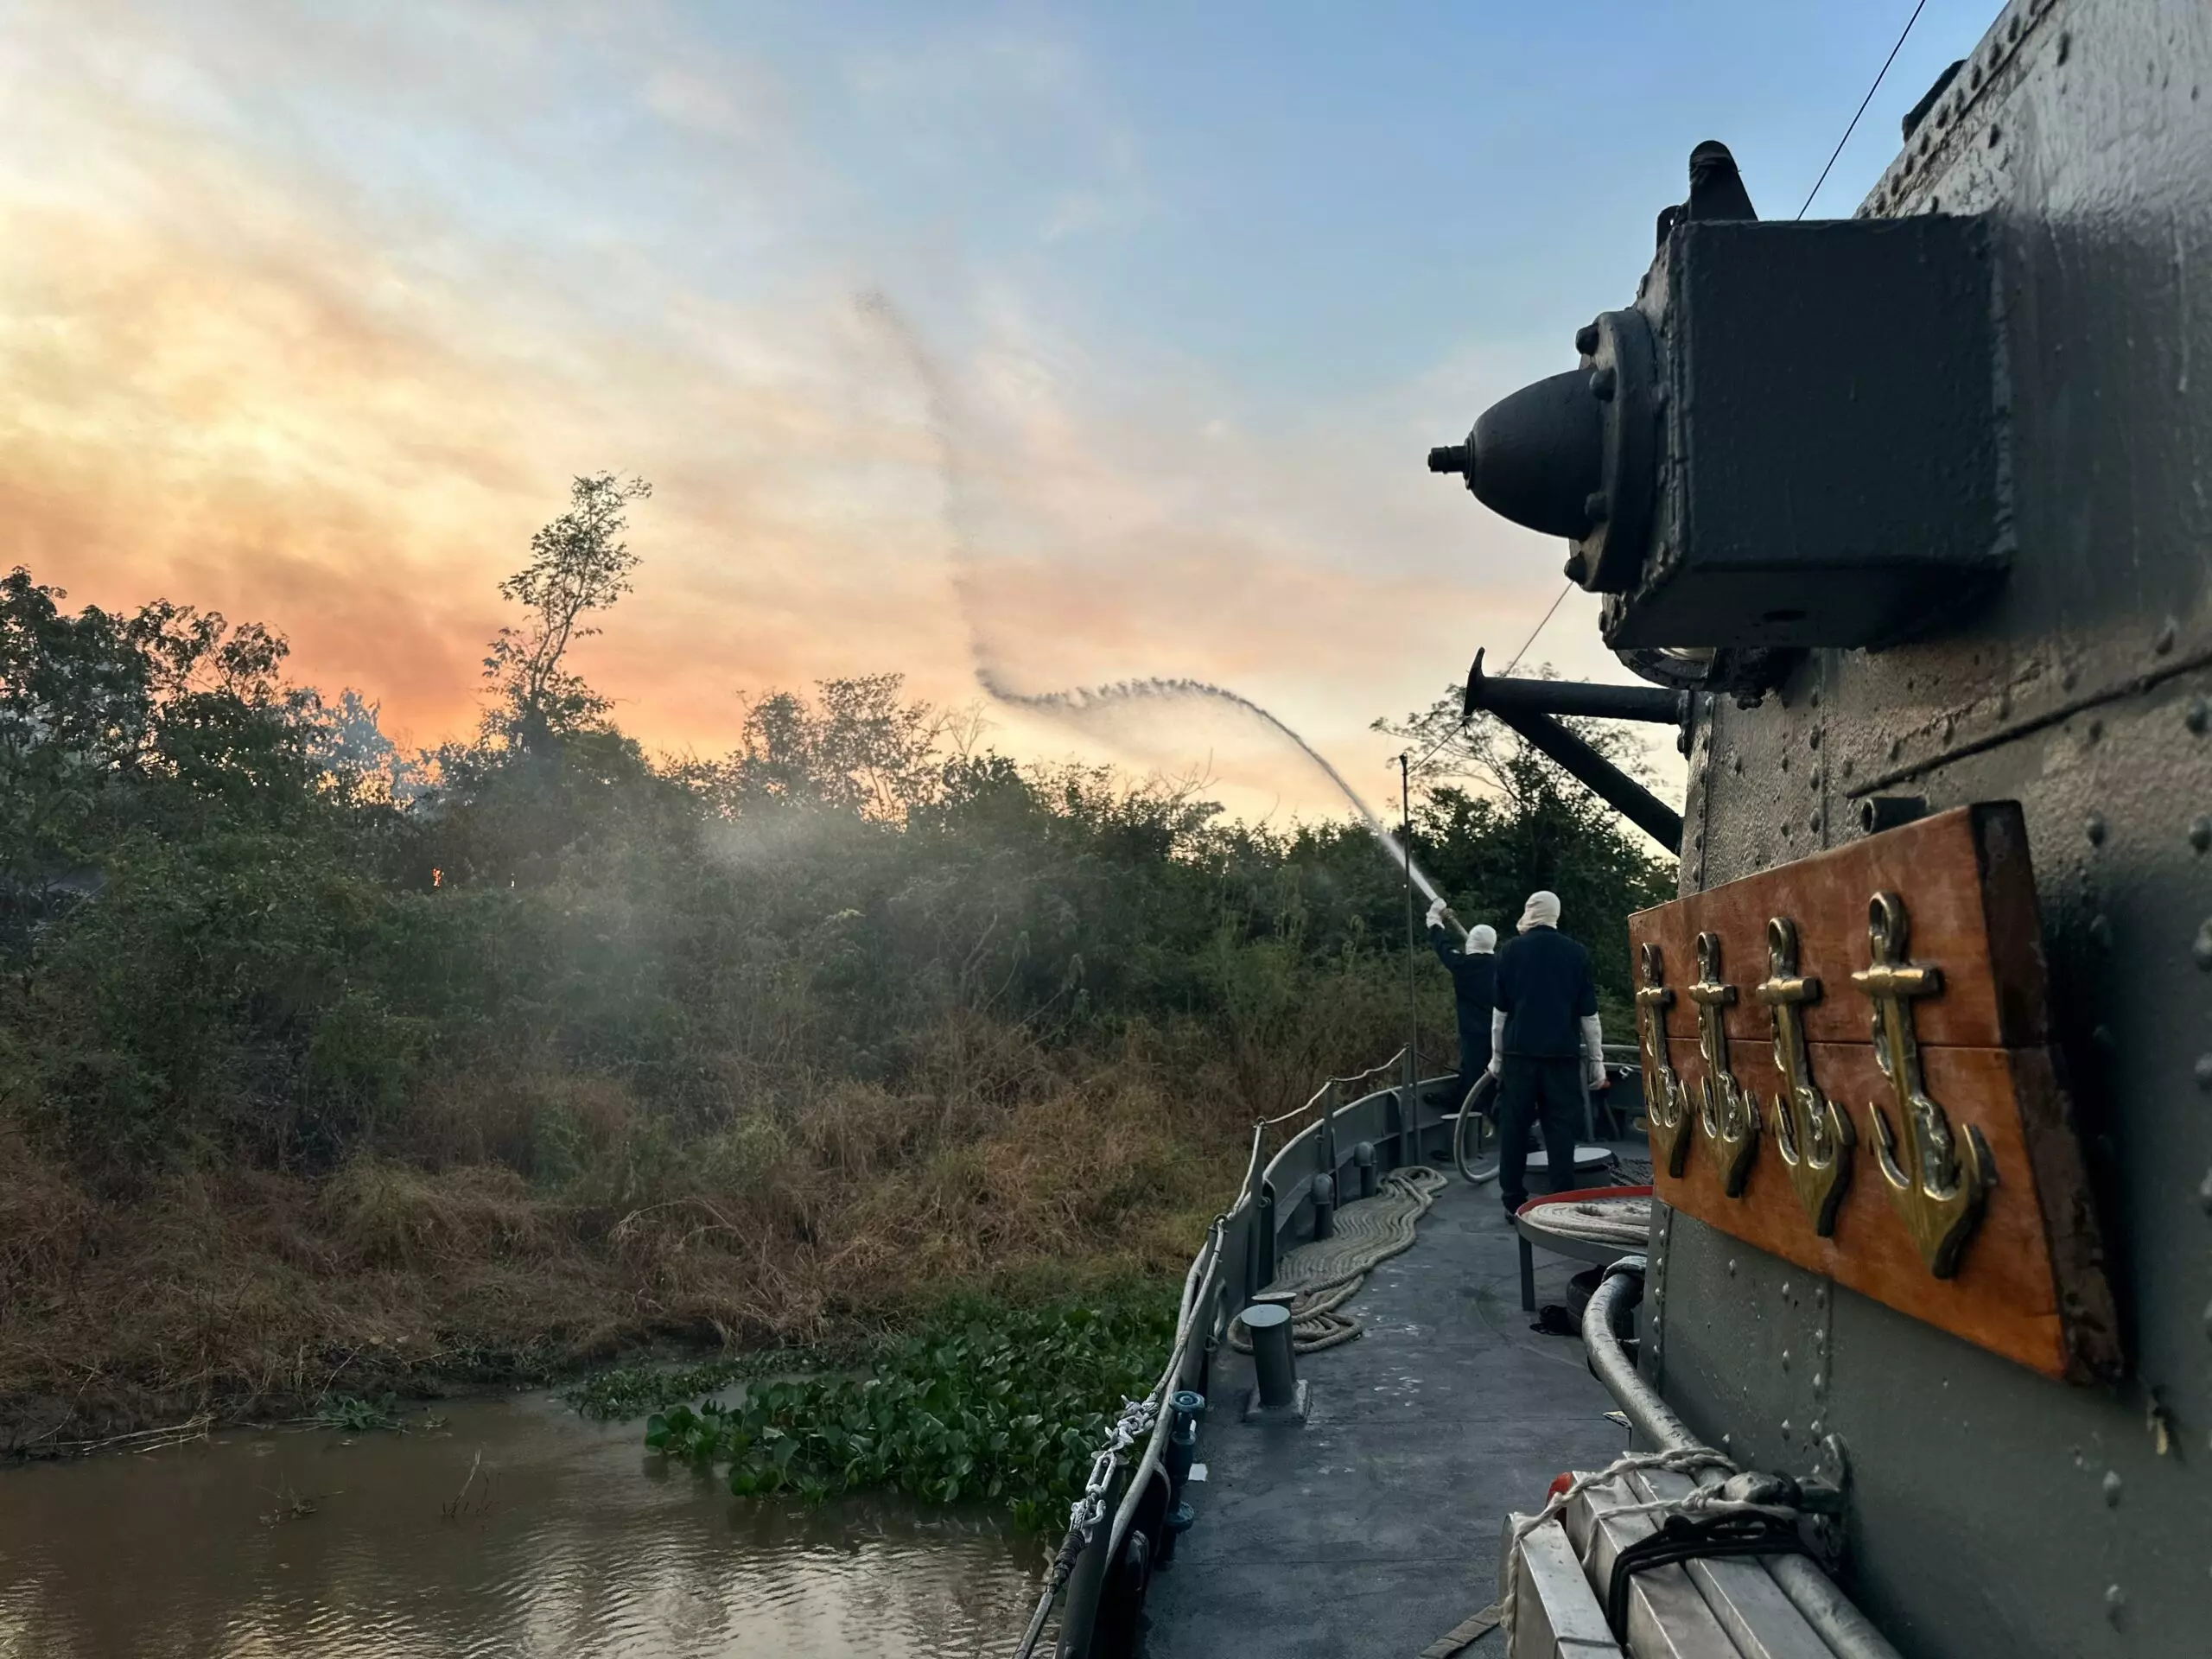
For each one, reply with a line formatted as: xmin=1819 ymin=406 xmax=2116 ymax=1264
xmin=855 ymin=289 xmax=1460 ymax=929
xmin=979 ymin=669 xmax=1458 ymax=918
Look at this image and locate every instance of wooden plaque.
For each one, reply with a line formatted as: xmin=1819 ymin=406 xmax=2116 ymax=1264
xmin=1628 ymin=804 xmax=2120 ymax=1382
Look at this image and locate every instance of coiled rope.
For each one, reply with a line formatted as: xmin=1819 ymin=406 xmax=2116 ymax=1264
xmin=1230 ymin=1166 xmax=1448 ymax=1354
xmin=1519 ymin=1193 xmax=1651 ymax=1251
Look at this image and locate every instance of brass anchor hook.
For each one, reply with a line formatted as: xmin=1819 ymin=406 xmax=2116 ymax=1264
xmin=1634 ymin=942 xmax=1693 ymax=1177
xmin=1688 ymin=930 xmax=1758 ymax=1196
xmin=1852 ymin=892 xmax=1994 ymax=1277
xmin=1756 ymin=916 xmax=1855 ymax=1236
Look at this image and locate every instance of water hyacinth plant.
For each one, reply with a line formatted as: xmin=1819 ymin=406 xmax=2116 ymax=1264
xmin=642 ymin=1298 xmax=1174 ymax=1529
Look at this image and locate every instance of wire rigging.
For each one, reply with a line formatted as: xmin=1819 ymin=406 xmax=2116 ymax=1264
xmin=1400 ymin=576 xmax=1573 ymax=778
xmin=1795 ymin=0 xmax=1932 ymax=219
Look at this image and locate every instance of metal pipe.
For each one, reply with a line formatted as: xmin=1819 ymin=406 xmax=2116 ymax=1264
xmin=1583 ymin=1265 xmax=1904 ymax=1659
xmin=1486 ymin=703 xmax=1684 ymax=853
xmin=1311 ymin=1172 xmax=1336 ymax=1240
xmin=1399 ymin=753 xmax=1421 ymax=1162
xmin=1463 ymin=647 xmax=1688 ymax=724
xmin=1355 ymin=1141 xmax=1377 ymax=1199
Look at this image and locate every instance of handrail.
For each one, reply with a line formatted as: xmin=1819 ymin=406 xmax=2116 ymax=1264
xmin=1017 ymin=1052 xmax=1413 ymax=1657
xmin=1254 ymin=1046 xmax=1408 ymax=1128
xmin=1584 ymin=1265 xmax=1903 ymax=1659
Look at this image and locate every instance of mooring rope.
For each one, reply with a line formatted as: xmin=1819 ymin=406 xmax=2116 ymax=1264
xmin=1520 ymin=1193 xmax=1651 ymax=1251
xmin=1230 ymin=1166 xmax=1448 ymax=1354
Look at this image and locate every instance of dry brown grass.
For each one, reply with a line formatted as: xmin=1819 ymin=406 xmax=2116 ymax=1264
xmin=0 ymin=1014 xmax=1313 ymax=1447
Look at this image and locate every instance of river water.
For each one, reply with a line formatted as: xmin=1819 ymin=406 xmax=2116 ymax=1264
xmin=0 ymin=1394 xmax=1044 ymax=1658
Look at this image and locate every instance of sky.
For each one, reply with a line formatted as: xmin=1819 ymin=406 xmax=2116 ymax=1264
xmin=0 ymin=0 xmax=2000 ymax=823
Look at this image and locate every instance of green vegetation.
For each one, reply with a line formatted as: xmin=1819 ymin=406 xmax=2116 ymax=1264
xmin=0 ymin=473 xmax=1672 ymax=1446
xmin=568 ymin=1345 xmax=849 ymax=1421
xmin=643 ymin=1296 xmax=1173 ymax=1528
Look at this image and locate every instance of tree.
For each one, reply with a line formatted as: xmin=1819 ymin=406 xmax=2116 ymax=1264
xmin=482 ymin=473 xmax=652 ymax=751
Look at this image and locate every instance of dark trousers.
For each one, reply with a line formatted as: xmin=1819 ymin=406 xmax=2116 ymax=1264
xmin=1497 ymin=1054 xmax=1584 ymax=1211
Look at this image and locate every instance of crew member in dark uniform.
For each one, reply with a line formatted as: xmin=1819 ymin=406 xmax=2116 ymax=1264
xmin=1424 ymin=897 xmax=1497 ymax=1114
xmin=1484 ymin=889 xmax=1606 ymax=1214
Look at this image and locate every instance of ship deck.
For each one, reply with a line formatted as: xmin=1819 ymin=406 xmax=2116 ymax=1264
xmin=1143 ymin=1168 xmax=1632 ymax=1659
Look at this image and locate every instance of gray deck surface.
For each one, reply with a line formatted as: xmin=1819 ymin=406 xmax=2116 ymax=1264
xmin=1144 ymin=1172 xmax=1630 ymax=1659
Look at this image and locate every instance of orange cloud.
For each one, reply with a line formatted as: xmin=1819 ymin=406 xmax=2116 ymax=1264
xmin=0 ymin=1 xmax=1671 ymax=820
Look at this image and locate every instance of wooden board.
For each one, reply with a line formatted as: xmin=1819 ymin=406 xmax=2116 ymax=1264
xmin=1627 ymin=804 xmax=2120 ymax=1382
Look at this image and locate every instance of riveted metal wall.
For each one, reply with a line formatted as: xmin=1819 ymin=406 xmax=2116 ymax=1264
xmin=1643 ymin=1 xmax=2212 ymax=1653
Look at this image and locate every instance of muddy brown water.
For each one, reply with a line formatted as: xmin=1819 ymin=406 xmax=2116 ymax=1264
xmin=0 ymin=1394 xmax=1046 ymax=1657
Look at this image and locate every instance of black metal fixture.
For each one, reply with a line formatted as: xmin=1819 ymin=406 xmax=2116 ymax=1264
xmin=1460 ymin=649 xmax=1686 ymax=854
xmin=1430 ymin=140 xmax=2008 ymax=675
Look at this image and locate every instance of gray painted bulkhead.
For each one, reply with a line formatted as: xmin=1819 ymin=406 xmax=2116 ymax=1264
xmin=1646 ymin=2 xmax=2212 ymax=1654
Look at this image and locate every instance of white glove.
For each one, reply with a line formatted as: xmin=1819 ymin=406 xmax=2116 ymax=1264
xmin=1425 ymin=897 xmax=1447 ymax=928
xmin=1487 ymin=1008 xmax=1506 ymax=1077
xmin=1581 ymin=1014 xmax=1606 ymax=1091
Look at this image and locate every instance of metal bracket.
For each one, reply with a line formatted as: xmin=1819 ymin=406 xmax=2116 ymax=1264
xmin=1460 ymin=649 xmax=1688 ymax=853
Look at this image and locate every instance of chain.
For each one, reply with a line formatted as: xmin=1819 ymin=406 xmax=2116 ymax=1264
xmin=1010 ymin=1394 xmax=1161 ymax=1659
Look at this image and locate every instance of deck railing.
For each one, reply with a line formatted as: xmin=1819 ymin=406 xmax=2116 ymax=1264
xmin=1013 ymin=1055 xmax=1462 ymax=1659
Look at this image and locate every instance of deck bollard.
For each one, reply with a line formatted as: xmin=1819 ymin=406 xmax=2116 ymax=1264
xmin=1243 ymin=1303 xmax=1298 ymax=1413
xmin=1311 ymin=1172 xmax=1336 ymax=1240
xmin=1165 ymin=1390 xmax=1204 ymax=1496
xmin=1159 ymin=1501 xmax=1196 ymax=1567
xmin=1355 ymin=1141 xmax=1377 ymax=1199
xmin=1255 ymin=1181 xmax=1277 ymax=1288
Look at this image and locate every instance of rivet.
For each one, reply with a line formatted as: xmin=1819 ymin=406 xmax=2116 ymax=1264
xmin=1841 ymin=756 xmax=1854 ymax=779
xmin=1812 ymin=1370 xmax=1825 ymax=1392
xmin=1888 ymin=737 xmax=1903 ymax=760
xmin=1814 ymin=1331 xmax=1827 ymax=1353
xmin=1781 ymin=1281 xmax=1791 ymax=1299
xmin=1780 ymin=753 xmax=1791 ymax=772
xmin=2063 ymin=666 xmax=2080 ymax=691
xmin=2188 ymin=696 xmax=2209 ymax=734
xmin=2087 ymin=717 xmax=2104 ymax=743
xmin=2194 ymin=921 xmax=2212 ymax=969
xmin=1728 ymin=1258 xmax=1738 ymax=1277
xmin=1808 ymin=728 xmax=1822 ymax=748
xmin=2191 ymin=816 xmax=2212 ymax=853
xmin=1781 ymin=1348 xmax=1791 ymax=1371
xmin=2088 ymin=914 xmax=2113 ymax=950
xmin=2100 ymin=1469 xmax=2123 ymax=1508
xmin=2157 ymin=617 xmax=2178 ymax=654
xmin=2085 ymin=814 xmax=2107 ymax=845
xmin=1732 ymin=753 xmax=1745 ymax=775
xmin=1780 ymin=1419 xmax=1792 ymax=1440
xmin=1808 ymin=810 xmax=1822 ymax=832
xmin=2194 ymin=1054 xmax=2212 ymax=1090
xmin=2104 ymin=1585 xmax=2124 ymax=1628
xmin=2198 ymin=1168 xmax=2212 ymax=1215
xmin=1814 ymin=1285 xmax=1827 ymax=1308
xmin=1720 ymin=1433 xmax=1732 ymax=1450
xmin=1808 ymin=1417 xmax=1824 ymax=1438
